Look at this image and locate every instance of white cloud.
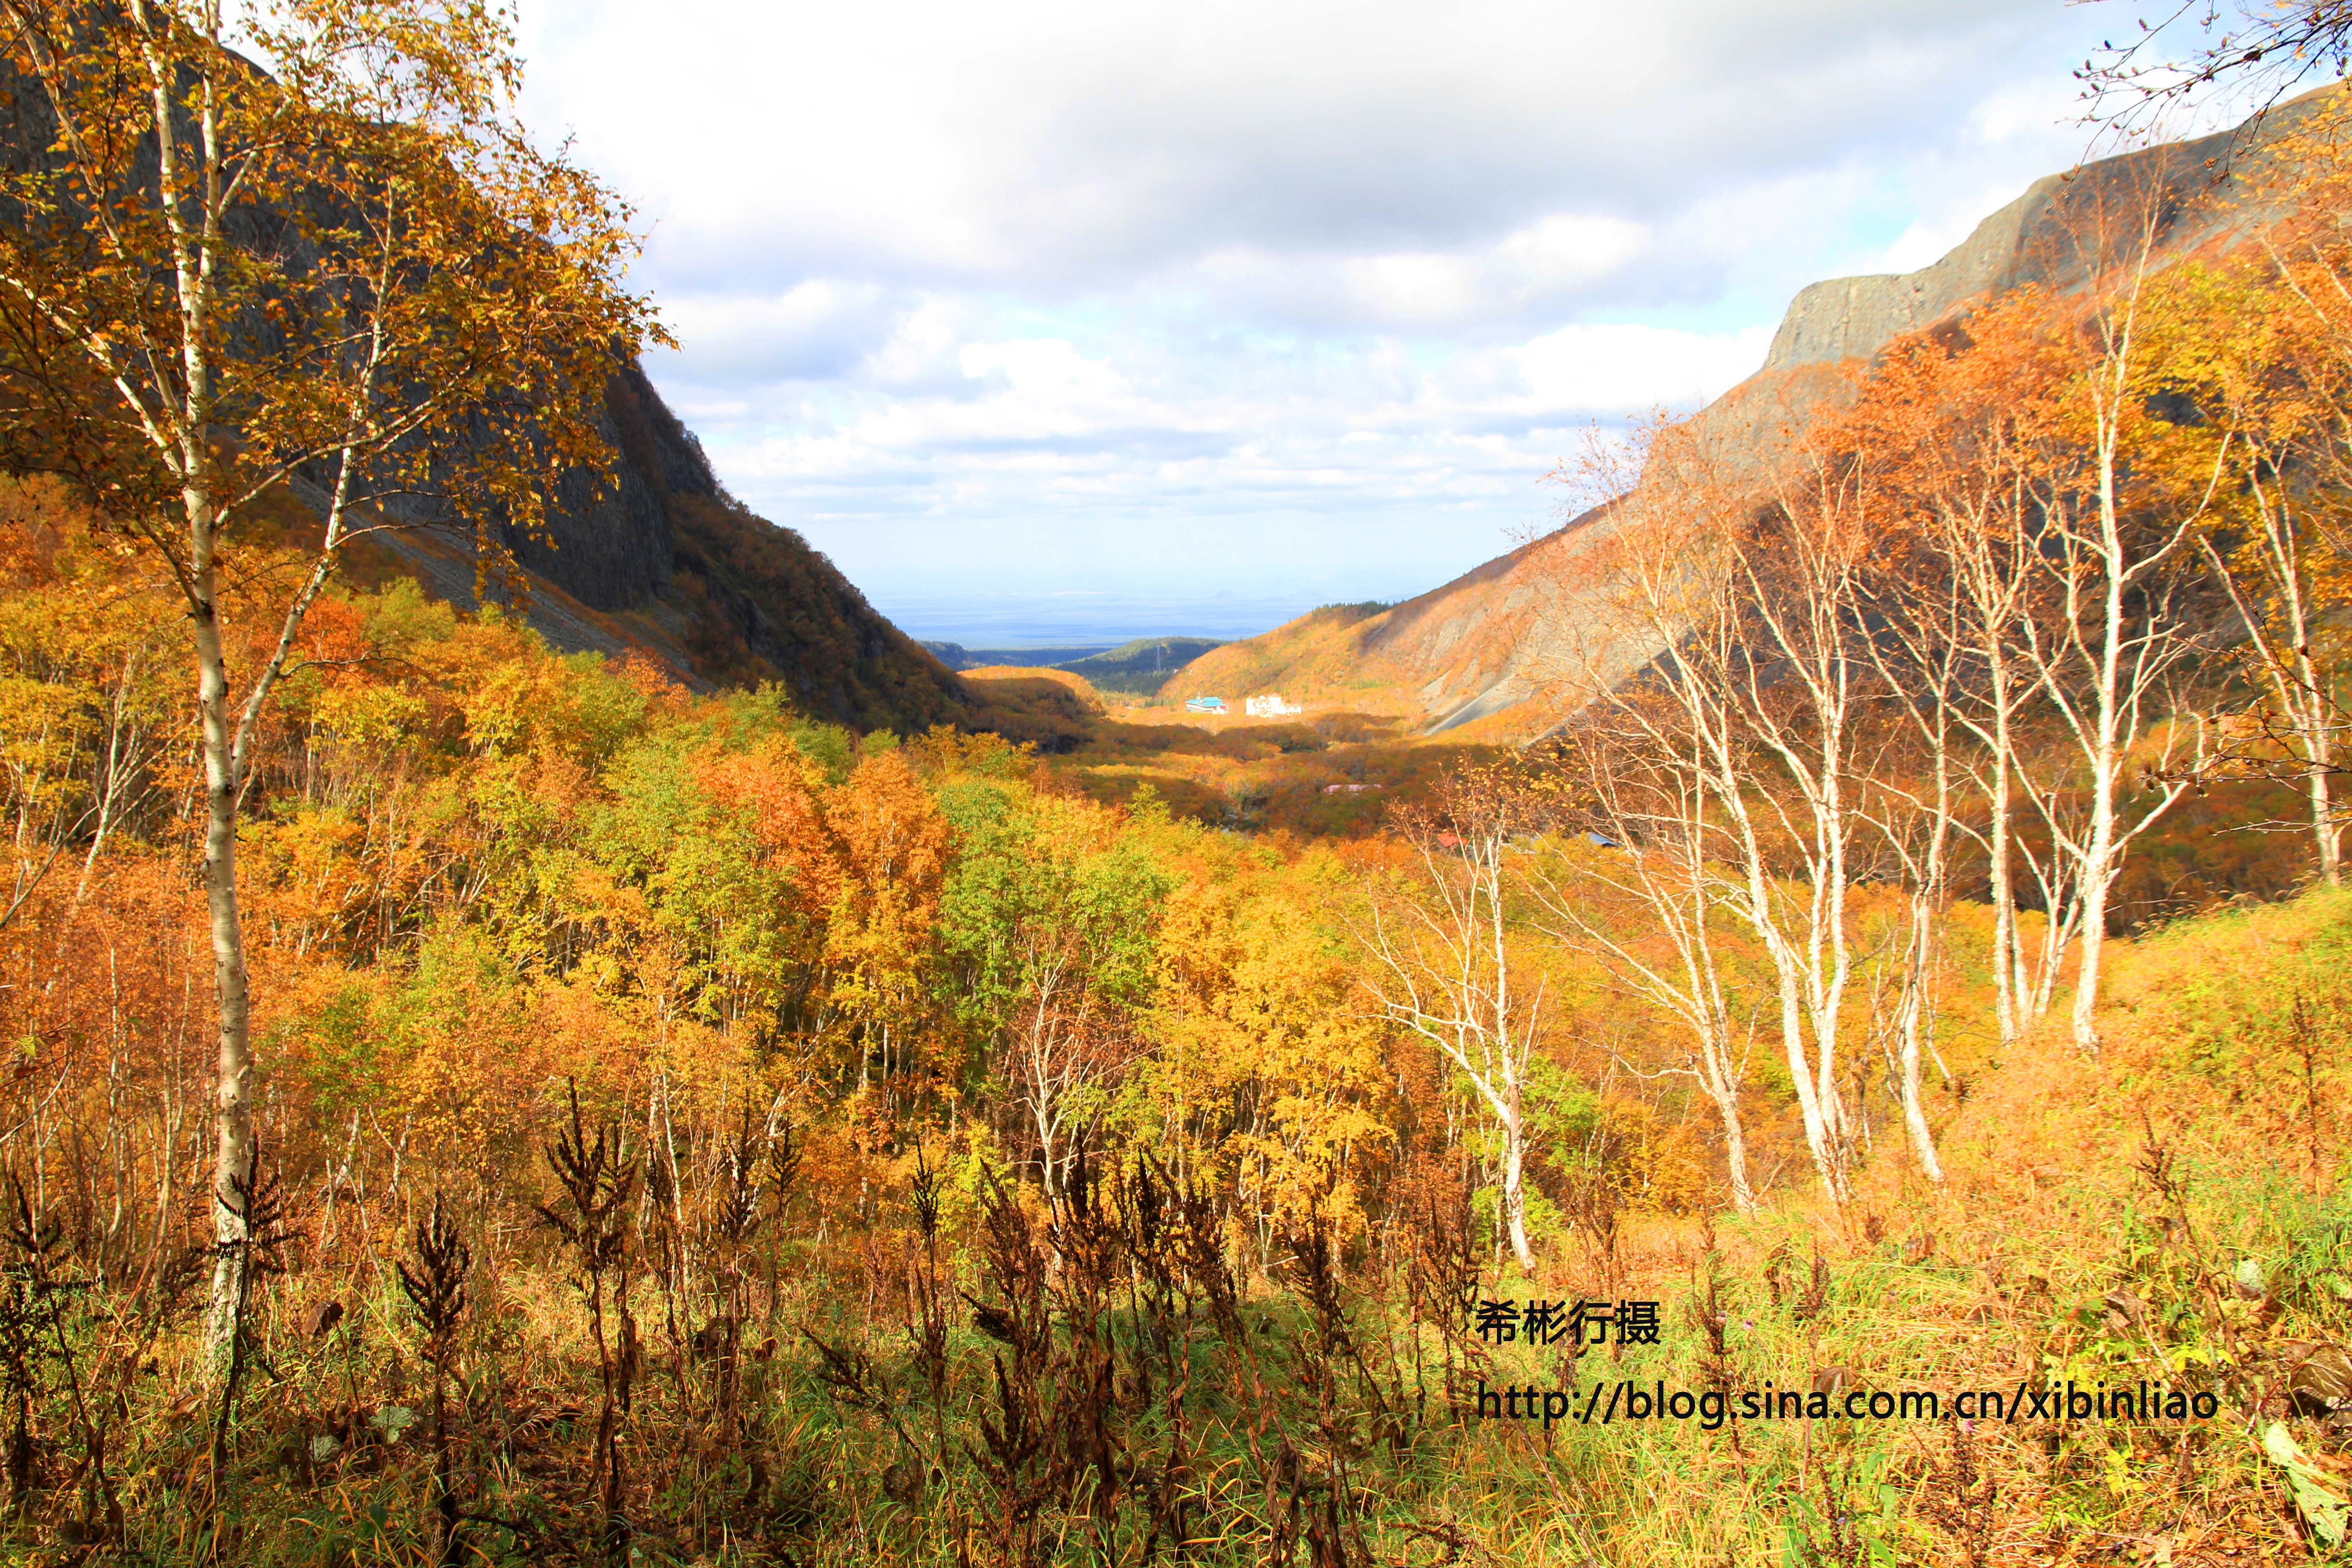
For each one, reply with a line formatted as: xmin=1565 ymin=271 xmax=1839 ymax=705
xmin=1507 ymin=324 xmax=1777 ymax=415
xmin=512 ymin=0 xmax=2246 ymax=631
xmin=521 ymin=0 xmax=2092 ymax=299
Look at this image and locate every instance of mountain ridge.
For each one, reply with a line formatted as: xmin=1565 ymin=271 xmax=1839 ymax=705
xmin=354 ymin=360 xmax=975 ymax=733
xmin=1174 ymin=87 xmax=2352 ymax=735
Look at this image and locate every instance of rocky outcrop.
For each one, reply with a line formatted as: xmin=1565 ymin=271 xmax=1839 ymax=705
xmin=1761 ymin=92 xmax=2327 ymax=375
xmin=363 ymin=358 xmax=971 ymax=733
xmin=591 ymin=368 xmax=974 ymax=733
xmin=498 ymin=375 xmax=679 ymax=611
xmin=338 ymin=357 xmax=972 ymax=731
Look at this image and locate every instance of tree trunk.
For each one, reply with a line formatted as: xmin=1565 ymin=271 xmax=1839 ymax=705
xmin=2071 ymin=745 xmax=2118 ymax=1057
xmin=2313 ymin=765 xmax=2339 ymax=887
xmin=1700 ymin=1058 xmax=1757 ymax=1214
xmin=1499 ymin=1110 xmax=1534 ymax=1274
xmin=1759 ymin=909 xmax=1846 ymax=1204
xmin=2301 ymin=642 xmax=2339 ymax=887
xmin=1033 ymin=1091 xmax=1061 ymax=1205
xmin=1896 ymin=936 xmax=1945 ymax=1183
xmin=1986 ymin=716 xmax=2023 ymax=1051
xmin=193 ymin=515 xmax=255 ymax=1373
xmin=2070 ymin=886 xmax=2110 ymax=1057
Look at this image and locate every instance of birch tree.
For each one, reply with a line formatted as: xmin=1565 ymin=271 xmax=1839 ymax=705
xmin=0 ymin=0 xmax=655 ymax=1361
xmin=2018 ymin=238 xmax=2223 ymax=1055
xmin=1843 ymin=534 xmax=1965 ymax=1183
xmin=2197 ymin=435 xmax=2351 ymax=882
xmin=1360 ymin=776 xmax=1547 ymax=1270
xmin=1520 ymin=727 xmax=1761 ymax=1213
xmin=1837 ymin=301 xmax=2085 ymax=1051
xmin=1548 ymin=424 xmax=1863 ymax=1204
xmin=2135 ymin=257 xmax=2352 ymax=885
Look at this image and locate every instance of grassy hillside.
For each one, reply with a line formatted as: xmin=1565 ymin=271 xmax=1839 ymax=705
xmin=1494 ymin=883 xmax=2352 ymax=1564
xmin=1044 ymin=708 xmax=1499 ymax=833
xmin=1161 ymin=602 xmax=1403 ymax=705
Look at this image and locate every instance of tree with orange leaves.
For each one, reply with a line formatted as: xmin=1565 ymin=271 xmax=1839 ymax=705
xmin=821 ymin=746 xmax=955 ymax=1108
xmin=0 ymin=0 xmax=658 ymax=1362
xmin=1829 ymin=294 xmax=2088 ymax=1050
xmin=1551 ymin=415 xmax=1882 ymax=1203
xmin=2123 ymin=112 xmax=2352 ymax=886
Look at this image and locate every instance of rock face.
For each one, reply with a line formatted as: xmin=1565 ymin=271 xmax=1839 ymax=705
xmin=528 ymin=461 xmax=672 ymax=608
xmin=345 ymin=357 xmax=972 ymax=730
xmin=340 ymin=362 xmax=974 ymax=732
xmin=592 ymin=369 xmax=972 ymax=733
xmin=499 ymin=371 xmax=680 ymax=612
xmin=374 ymin=362 xmax=972 ymax=731
xmin=1200 ymin=89 xmax=2343 ymax=737
xmin=1760 ymin=98 xmax=2318 ymax=376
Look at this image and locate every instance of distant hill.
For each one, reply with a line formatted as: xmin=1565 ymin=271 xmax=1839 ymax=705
xmin=1065 ymin=637 xmax=1227 ymax=695
xmin=955 ymin=666 xmax=1106 ymax=752
xmin=921 ymin=642 xmax=1115 ymax=671
xmin=1247 ymin=88 xmax=2350 ymax=738
xmin=283 ymin=368 xmax=975 ymax=736
xmin=1163 ymin=607 xmax=1399 ymax=707
xmin=921 ymin=635 xmax=1227 ymax=695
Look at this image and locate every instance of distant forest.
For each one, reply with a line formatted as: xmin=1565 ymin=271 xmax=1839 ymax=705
xmin=922 ymin=635 xmax=1228 ymax=694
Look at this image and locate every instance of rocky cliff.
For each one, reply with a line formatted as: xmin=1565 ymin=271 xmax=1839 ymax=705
xmin=1760 ymin=100 xmax=2315 ymax=374
xmin=370 ymin=362 xmax=973 ymax=734
xmin=348 ymin=363 xmax=974 ymax=733
xmin=1190 ymin=88 xmax=2345 ymax=737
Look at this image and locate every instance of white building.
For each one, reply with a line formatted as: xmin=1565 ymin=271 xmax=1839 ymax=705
xmin=1244 ymin=693 xmax=1300 ymax=717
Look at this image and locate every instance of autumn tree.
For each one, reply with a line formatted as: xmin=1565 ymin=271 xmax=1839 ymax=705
xmin=1142 ymin=838 xmax=1392 ymax=1244
xmin=1361 ymin=771 xmax=1550 ymax=1269
xmin=2016 ymin=225 xmax=2222 ymax=1054
xmin=2120 ymin=263 xmax=2350 ymax=881
xmin=0 ymin=479 xmax=178 ymax=933
xmin=1832 ymin=299 xmax=2087 ymax=1049
xmin=2123 ymin=113 xmax=2352 ymax=886
xmin=1557 ymin=420 xmax=1882 ymax=1203
xmin=1520 ymin=729 xmax=1763 ymax=1214
xmin=0 ymin=0 xmax=655 ymax=1361
xmin=941 ymin=785 xmax=1169 ymax=1202
xmin=2082 ymin=0 xmax=2352 ymax=131
xmin=820 ymin=747 xmax=954 ymax=1106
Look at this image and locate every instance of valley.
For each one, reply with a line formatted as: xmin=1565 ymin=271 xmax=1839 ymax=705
xmin=5 ymin=5 xmax=2352 ymax=1567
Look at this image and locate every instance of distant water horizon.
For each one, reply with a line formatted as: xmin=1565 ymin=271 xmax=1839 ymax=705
xmin=874 ymin=591 xmax=1394 ymax=649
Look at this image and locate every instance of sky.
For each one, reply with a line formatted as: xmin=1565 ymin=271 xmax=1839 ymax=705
xmin=510 ymin=0 xmax=2216 ymax=646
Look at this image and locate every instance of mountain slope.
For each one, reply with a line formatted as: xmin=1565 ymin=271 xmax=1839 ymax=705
xmin=366 ymin=363 xmax=973 ymax=733
xmin=1187 ymin=88 xmax=2347 ymax=737
xmin=603 ymin=371 xmax=971 ymax=731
